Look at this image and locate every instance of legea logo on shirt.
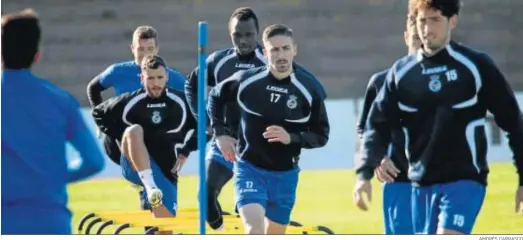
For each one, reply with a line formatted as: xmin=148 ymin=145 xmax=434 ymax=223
xmin=147 ymin=103 xmax=166 ymax=108
xmin=266 ymin=85 xmax=289 ymax=94
xmin=235 ymin=63 xmax=256 ymax=68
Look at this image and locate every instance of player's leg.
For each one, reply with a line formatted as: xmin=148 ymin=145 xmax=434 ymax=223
xmin=120 ymin=125 xmax=162 ymax=201
xmin=204 ymin=157 xmax=233 ymax=230
xmin=119 ymin=125 xmax=172 ymax=217
xmin=436 ymin=180 xmax=486 ymax=234
xmin=265 ymin=167 xmax=300 ymax=234
xmin=234 ymin=160 xmax=268 ymax=234
xmin=412 ymin=185 xmax=440 ymax=234
xmin=382 ymin=182 xmax=415 ymax=234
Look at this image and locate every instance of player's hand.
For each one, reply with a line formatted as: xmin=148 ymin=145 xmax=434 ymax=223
xmin=263 ymin=125 xmax=291 ymax=145
xmin=375 ymin=157 xmax=400 ymax=183
xmin=516 ymin=186 xmax=523 ymax=215
xmin=174 ymin=154 xmax=187 ymax=173
xmin=216 ymin=135 xmax=237 ymax=162
xmin=353 ymin=179 xmax=372 ymax=211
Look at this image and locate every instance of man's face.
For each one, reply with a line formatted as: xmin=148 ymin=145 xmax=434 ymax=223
xmin=131 ymin=38 xmax=158 ymax=65
xmin=229 ymin=18 xmax=258 ymax=55
xmin=405 ymin=25 xmax=422 ymax=54
xmin=263 ymin=35 xmax=296 ymax=74
xmin=416 ymin=8 xmax=457 ymax=51
xmin=141 ymin=66 xmax=167 ymax=98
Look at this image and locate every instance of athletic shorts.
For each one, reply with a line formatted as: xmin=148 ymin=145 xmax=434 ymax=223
xmin=412 ymin=180 xmax=486 ymax=234
xmin=206 ymin=140 xmax=234 ymax=171
xmin=234 ymin=160 xmax=299 ymax=225
xmin=382 ymin=182 xmax=414 ymax=234
xmin=120 ymin=155 xmax=178 ymax=216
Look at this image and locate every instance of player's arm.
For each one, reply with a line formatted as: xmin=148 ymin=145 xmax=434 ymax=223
xmin=356 ymin=69 xmax=399 ymax=181
xmin=91 ymin=94 xmax=129 ymax=141
xmin=289 ymin=92 xmax=330 ymax=149
xmin=185 ymin=53 xmax=216 ymax=118
xmin=86 ymin=64 xmax=116 ymax=107
xmin=357 ymin=74 xmax=380 ymax=138
xmin=479 ymin=55 xmax=523 ymax=186
xmin=177 ymin=121 xmax=198 ymax=158
xmin=65 ymin=95 xmax=105 ymax=183
xmin=207 ymin=74 xmax=240 ymax=137
xmin=175 ymin=97 xmax=200 ymax=157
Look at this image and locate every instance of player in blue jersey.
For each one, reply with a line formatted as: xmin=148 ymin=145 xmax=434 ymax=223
xmin=1 ymin=9 xmax=105 ymax=234
xmin=185 ymin=7 xmax=266 ymax=230
xmin=355 ymin=14 xmax=421 ymax=234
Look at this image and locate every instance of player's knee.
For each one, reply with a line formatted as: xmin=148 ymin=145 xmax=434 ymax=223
xmin=123 ymin=124 xmax=144 ymax=141
xmin=239 ymin=203 xmax=266 ymax=234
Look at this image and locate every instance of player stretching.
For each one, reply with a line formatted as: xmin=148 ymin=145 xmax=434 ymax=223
xmin=355 ymin=15 xmax=421 ymax=234
xmin=87 ymin=25 xmax=185 ymax=166
xmin=2 ymin=9 xmax=105 ymax=234
xmin=355 ymin=0 xmax=523 ymax=234
xmin=208 ymin=24 xmax=329 ymax=234
xmin=185 ymin=7 xmax=266 ymax=230
xmin=92 ymin=55 xmax=197 ymax=233
xmin=86 ymin=26 xmax=185 ymax=216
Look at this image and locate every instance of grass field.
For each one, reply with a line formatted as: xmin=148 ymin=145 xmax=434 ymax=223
xmin=68 ymin=162 xmax=523 ymax=234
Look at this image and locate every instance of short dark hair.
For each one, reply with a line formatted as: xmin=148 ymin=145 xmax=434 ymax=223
xmin=133 ymin=25 xmax=158 ymax=44
xmin=409 ymin=0 xmax=461 ymax=18
xmin=262 ymin=24 xmax=293 ymax=42
xmin=229 ymin=7 xmax=259 ymax=32
xmin=141 ymin=55 xmax=166 ymax=70
xmin=1 ymin=9 xmax=41 ymax=69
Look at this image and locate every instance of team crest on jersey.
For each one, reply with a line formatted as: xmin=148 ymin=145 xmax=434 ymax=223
xmin=428 ymin=75 xmax=442 ymax=93
xmin=287 ymin=95 xmax=298 ymax=109
xmin=151 ymin=111 xmax=162 ymax=124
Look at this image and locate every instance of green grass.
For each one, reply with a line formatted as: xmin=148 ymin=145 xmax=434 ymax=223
xmin=68 ymin=162 xmax=523 ymax=234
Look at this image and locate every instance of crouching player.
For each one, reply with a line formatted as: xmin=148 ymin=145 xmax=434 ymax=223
xmin=92 ymin=55 xmax=197 ymax=232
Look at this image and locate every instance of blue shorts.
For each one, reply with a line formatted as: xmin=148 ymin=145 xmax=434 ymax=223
xmin=382 ymin=182 xmax=414 ymax=234
xmin=120 ymin=155 xmax=178 ymax=216
xmin=233 ymin=160 xmax=299 ymax=225
xmin=2 ymin=205 xmax=71 ymax=234
xmin=412 ymin=180 xmax=486 ymax=234
xmin=207 ymin=140 xmax=233 ymax=171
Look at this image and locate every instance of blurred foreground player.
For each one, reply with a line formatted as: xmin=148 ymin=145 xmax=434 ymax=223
xmin=92 ymin=55 xmax=197 ymax=233
xmin=1 ymin=9 xmax=105 ymax=234
xmin=185 ymin=7 xmax=266 ymax=230
xmin=87 ymin=25 xmax=185 ymax=166
xmin=208 ymin=24 xmax=329 ymax=234
xmin=355 ymin=14 xmax=421 ymax=234
xmin=355 ymin=0 xmax=523 ymax=234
